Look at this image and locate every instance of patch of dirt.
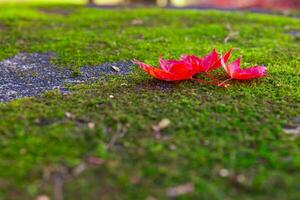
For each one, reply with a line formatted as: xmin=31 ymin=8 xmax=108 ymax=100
xmin=0 ymin=53 xmax=133 ymax=102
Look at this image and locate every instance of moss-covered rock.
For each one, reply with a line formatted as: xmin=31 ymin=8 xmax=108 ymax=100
xmin=0 ymin=4 xmax=299 ymax=200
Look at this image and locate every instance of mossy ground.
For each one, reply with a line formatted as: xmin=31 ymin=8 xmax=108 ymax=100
xmin=0 ymin=4 xmax=300 ymax=200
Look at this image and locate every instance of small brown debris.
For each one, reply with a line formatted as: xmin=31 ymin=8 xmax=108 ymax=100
xmin=35 ymin=195 xmax=51 ymax=200
xmin=219 ymin=168 xmax=230 ymax=178
xmin=145 ymin=196 xmax=158 ymax=200
xmin=158 ymin=118 xmax=171 ymax=129
xmin=72 ymin=163 xmax=87 ymax=176
xmin=224 ymin=23 xmax=239 ymax=43
xmin=53 ymin=172 xmax=64 ymax=200
xmin=42 ymin=165 xmax=69 ymax=181
xmin=107 ymin=160 xmax=120 ymax=168
xmin=87 ymin=122 xmax=95 ymax=129
xmin=42 ymin=165 xmax=68 ymax=200
xmin=120 ymin=83 xmax=128 ymax=86
xmin=19 ymin=148 xmax=27 ymax=155
xmin=64 ymin=112 xmax=75 ymax=119
xmin=0 ymin=178 xmax=7 ymax=188
xmin=166 ymin=183 xmax=194 ymax=198
xmin=86 ymin=156 xmax=104 ymax=166
xmin=169 ymin=144 xmax=177 ymax=150
xmin=16 ymin=40 xmax=25 ymax=45
xmin=130 ymin=175 xmax=141 ymax=185
xmin=107 ymin=124 xmax=128 ymax=150
xmin=131 ymin=19 xmax=144 ymax=25
xmin=236 ymin=174 xmax=246 ymax=184
xmin=152 ymin=118 xmax=171 ymax=139
xmin=153 ymin=118 xmax=171 ymax=132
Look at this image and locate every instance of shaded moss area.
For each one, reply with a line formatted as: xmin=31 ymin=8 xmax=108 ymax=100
xmin=0 ymin=4 xmax=300 ymax=200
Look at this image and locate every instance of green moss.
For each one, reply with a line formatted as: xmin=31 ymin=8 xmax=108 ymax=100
xmin=0 ymin=4 xmax=300 ymax=200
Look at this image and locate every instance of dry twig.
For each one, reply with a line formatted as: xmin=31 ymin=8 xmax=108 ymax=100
xmin=224 ymin=23 xmax=239 ymax=43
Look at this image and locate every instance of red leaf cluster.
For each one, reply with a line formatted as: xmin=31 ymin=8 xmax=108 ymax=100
xmin=134 ymin=49 xmax=267 ymax=87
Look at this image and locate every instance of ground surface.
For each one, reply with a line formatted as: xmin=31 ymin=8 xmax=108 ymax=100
xmin=0 ymin=52 xmax=132 ymax=102
xmin=0 ymin=4 xmax=300 ymax=200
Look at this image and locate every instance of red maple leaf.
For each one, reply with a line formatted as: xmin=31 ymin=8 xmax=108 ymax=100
xmin=134 ymin=54 xmax=230 ymax=86
xmin=180 ymin=48 xmax=232 ymax=73
xmin=134 ymin=59 xmax=197 ymax=81
xmin=135 ymin=48 xmax=267 ymax=87
xmin=221 ymin=58 xmax=267 ymax=80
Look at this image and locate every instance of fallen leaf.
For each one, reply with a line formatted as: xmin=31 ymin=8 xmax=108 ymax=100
xmin=181 ymin=48 xmax=232 ymax=73
xmin=221 ymin=58 xmax=267 ymax=80
xmin=134 ymin=59 xmax=197 ymax=81
xmin=135 ymin=48 xmax=268 ymax=87
xmin=134 ymin=48 xmax=232 ymax=87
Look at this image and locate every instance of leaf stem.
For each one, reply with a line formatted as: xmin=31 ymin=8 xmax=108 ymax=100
xmin=191 ymin=78 xmax=227 ymax=87
xmin=218 ymin=78 xmax=232 ymax=87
